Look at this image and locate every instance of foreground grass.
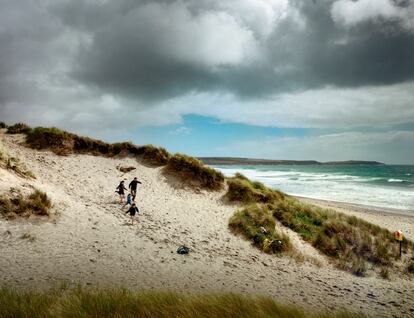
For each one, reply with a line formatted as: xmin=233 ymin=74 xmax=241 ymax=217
xmin=0 ymin=189 xmax=52 ymax=218
xmin=0 ymin=287 xmax=367 ymax=318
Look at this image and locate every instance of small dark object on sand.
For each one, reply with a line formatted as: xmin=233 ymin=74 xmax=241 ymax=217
xmin=177 ymin=246 xmax=190 ymax=255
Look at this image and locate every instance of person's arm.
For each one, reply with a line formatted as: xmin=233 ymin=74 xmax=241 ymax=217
xmin=128 ymin=181 xmax=132 ymax=189
xmin=138 ymin=181 xmax=142 ymax=184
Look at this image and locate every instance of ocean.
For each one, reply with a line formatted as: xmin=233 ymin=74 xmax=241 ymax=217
xmin=214 ymin=164 xmax=414 ymax=212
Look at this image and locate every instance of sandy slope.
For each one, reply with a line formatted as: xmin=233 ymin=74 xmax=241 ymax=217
xmin=0 ymin=132 xmax=413 ymax=317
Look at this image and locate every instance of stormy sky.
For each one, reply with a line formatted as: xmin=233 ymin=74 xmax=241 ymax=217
xmin=1 ymin=0 xmax=414 ymax=163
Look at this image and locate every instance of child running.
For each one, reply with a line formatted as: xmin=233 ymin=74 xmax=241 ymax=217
xmin=126 ymin=203 xmax=139 ymax=225
xmin=115 ymin=180 xmax=127 ymax=203
xmin=123 ymin=193 xmax=133 ymax=208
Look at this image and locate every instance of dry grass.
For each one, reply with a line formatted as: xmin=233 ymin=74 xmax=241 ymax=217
xmin=0 ymin=286 xmax=367 ymax=318
xmin=165 ymin=154 xmax=225 ymax=190
xmin=0 ymin=141 xmax=35 ymax=178
xmin=229 ymin=204 xmax=291 ymax=254
xmin=0 ymin=189 xmax=52 ymax=218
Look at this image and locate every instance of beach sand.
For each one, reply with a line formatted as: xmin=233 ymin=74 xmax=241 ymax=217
xmin=1 ymin=132 xmax=413 ymax=317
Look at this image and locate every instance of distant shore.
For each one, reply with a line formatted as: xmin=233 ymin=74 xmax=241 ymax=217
xmin=295 ymin=196 xmax=414 ymax=241
xmin=200 ymin=157 xmax=385 ymax=166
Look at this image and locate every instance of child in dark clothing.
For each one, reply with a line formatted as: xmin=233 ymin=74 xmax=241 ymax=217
xmin=116 ymin=180 xmax=127 ymax=203
xmin=126 ymin=203 xmax=139 ymax=225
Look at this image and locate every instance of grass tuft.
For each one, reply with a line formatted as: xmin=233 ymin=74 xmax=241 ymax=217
xmin=6 ymin=122 xmax=31 ymax=134
xmin=226 ymin=173 xmax=284 ymax=204
xmin=0 ymin=189 xmax=52 ymax=218
xmin=0 ymin=286 xmax=367 ymax=318
xmin=229 ymin=204 xmax=291 ymax=253
xmin=165 ymin=154 xmax=225 ymax=190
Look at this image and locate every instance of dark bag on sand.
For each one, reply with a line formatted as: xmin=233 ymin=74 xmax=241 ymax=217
xmin=177 ymin=246 xmax=190 ymax=255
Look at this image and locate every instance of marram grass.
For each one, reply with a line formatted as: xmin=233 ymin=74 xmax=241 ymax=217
xmin=0 ymin=286 xmax=368 ymax=318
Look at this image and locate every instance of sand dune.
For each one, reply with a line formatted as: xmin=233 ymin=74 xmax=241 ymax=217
xmin=1 ymin=132 xmax=413 ymax=317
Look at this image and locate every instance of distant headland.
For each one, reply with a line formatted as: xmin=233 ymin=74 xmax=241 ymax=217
xmin=198 ymin=157 xmax=385 ymax=166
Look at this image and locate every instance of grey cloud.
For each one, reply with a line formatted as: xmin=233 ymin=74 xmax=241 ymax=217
xmin=51 ymin=0 xmax=414 ymax=101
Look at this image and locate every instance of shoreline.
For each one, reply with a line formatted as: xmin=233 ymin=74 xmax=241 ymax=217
xmin=295 ymin=195 xmax=414 ymax=241
xmin=293 ymin=195 xmax=414 ymax=217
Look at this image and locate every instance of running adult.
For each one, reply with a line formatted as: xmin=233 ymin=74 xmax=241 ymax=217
xmin=129 ymin=177 xmax=142 ymax=201
xmin=116 ymin=180 xmax=127 ymax=203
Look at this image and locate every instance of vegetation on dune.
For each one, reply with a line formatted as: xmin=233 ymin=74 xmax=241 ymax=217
xmin=226 ymin=173 xmax=284 ymax=204
xmin=229 ymin=204 xmax=291 ymax=254
xmin=270 ymin=198 xmax=408 ymax=274
xmin=0 ymin=286 xmax=367 ymax=318
xmin=165 ymin=154 xmax=225 ymax=190
xmin=6 ymin=122 xmax=31 ymax=134
xmin=0 ymin=122 xmax=7 ymax=129
xmin=0 ymin=189 xmax=52 ymax=218
xmin=0 ymin=141 xmax=35 ymax=178
xmin=225 ymin=174 xmax=413 ymax=276
xmin=25 ymin=127 xmax=170 ymax=165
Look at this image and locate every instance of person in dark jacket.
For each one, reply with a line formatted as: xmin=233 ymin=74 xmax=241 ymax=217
xmin=128 ymin=177 xmax=142 ymax=201
xmin=126 ymin=203 xmax=139 ymax=225
xmin=116 ymin=180 xmax=127 ymax=203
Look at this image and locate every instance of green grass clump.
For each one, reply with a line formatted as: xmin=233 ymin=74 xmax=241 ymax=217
xmin=0 ymin=189 xmax=52 ymax=218
xmin=226 ymin=173 xmax=284 ymax=204
xmin=166 ymin=154 xmax=225 ymax=190
xmin=0 ymin=286 xmax=367 ymax=318
xmin=229 ymin=204 xmax=291 ymax=253
xmin=271 ymin=198 xmax=405 ymax=275
xmin=6 ymin=122 xmax=31 ymax=134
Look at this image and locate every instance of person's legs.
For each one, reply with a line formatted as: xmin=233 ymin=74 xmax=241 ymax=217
xmin=131 ymin=189 xmax=136 ymax=201
xmin=131 ymin=215 xmax=134 ymax=225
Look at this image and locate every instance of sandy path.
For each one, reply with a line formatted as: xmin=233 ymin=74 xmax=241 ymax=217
xmin=0 ymin=132 xmax=413 ymax=317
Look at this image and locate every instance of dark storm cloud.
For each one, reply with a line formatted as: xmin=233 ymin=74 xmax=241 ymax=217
xmin=49 ymin=0 xmax=414 ymax=100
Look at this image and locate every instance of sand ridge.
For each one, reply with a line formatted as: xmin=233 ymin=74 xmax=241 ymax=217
xmin=0 ymin=132 xmax=413 ymax=317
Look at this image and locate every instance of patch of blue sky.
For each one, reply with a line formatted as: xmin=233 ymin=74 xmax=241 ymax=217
xmin=132 ymin=115 xmax=312 ymax=156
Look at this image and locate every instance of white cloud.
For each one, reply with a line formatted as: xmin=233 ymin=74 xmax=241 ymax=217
xmin=169 ymin=126 xmax=192 ymax=135
xmin=331 ymin=0 xmax=414 ymax=32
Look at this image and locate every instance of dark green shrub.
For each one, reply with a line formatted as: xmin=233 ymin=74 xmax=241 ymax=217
xmin=7 ymin=122 xmax=31 ymax=134
xmin=0 ymin=122 xmax=7 ymax=129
